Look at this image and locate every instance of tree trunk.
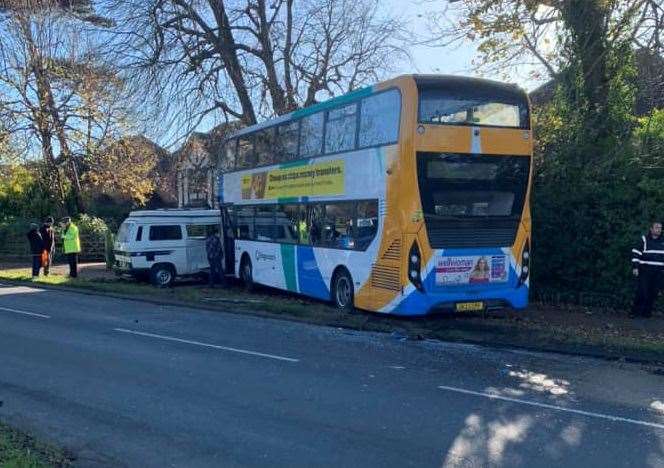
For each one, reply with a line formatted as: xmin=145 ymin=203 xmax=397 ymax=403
xmin=19 ymin=17 xmax=86 ymax=213
xmin=560 ymin=0 xmax=611 ymax=139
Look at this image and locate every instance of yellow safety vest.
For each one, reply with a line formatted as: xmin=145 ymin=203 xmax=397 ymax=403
xmin=63 ymin=223 xmax=81 ymax=254
xmin=298 ymin=221 xmax=309 ymax=244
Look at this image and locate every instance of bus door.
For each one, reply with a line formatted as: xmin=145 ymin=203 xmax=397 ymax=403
xmin=220 ymin=204 xmax=236 ymax=276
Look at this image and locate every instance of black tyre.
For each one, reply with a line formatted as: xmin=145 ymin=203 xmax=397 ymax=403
xmin=240 ymin=256 xmax=254 ymax=292
xmin=331 ymin=269 xmax=354 ymax=312
xmin=151 ymin=264 xmax=175 ymax=288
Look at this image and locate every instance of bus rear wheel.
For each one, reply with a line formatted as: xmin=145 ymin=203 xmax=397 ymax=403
xmin=332 ymin=269 xmax=354 ymax=312
xmin=240 ymin=256 xmax=254 ymax=292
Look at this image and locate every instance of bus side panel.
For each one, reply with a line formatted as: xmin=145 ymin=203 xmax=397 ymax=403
xmin=355 ymin=78 xmax=419 ymax=312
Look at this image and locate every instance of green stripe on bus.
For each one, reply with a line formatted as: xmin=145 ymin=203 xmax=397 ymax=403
xmin=279 ymin=159 xmax=309 ymax=169
xmin=292 ymin=86 xmax=374 ymax=118
xmin=277 ymin=197 xmax=299 ymax=203
xmin=281 ymin=244 xmax=297 ymax=291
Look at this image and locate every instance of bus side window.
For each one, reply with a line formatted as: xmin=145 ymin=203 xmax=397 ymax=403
xmin=324 ymin=202 xmax=355 ymax=249
xmin=359 ymin=90 xmax=401 ymax=148
xmin=236 ymin=206 xmax=255 ymax=240
xmin=276 ymin=121 xmax=299 ymax=162
xmin=254 ymin=205 xmax=276 ymax=241
xmin=308 ymin=204 xmax=326 ymax=246
xmin=299 ymin=113 xmax=324 ymax=158
xmin=355 ymin=200 xmax=378 ymax=250
xmin=275 ymin=204 xmax=300 ymax=244
xmin=256 ymin=128 xmax=275 ymax=166
xmin=325 ymin=103 xmax=357 ymax=154
xmin=236 ymin=135 xmax=255 ymax=169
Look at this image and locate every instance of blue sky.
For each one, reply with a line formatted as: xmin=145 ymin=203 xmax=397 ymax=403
xmin=389 ymin=0 xmax=542 ymax=91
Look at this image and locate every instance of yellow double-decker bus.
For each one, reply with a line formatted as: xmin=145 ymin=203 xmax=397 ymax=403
xmin=218 ymin=75 xmax=532 ymax=315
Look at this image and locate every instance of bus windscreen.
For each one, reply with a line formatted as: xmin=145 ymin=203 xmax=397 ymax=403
xmin=418 ymin=86 xmax=529 ymax=128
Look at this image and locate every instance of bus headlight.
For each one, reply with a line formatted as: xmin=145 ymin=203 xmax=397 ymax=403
xmin=408 ymin=242 xmax=423 ymax=291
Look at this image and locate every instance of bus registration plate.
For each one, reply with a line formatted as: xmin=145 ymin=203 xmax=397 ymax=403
xmin=455 ymin=301 xmax=484 ymax=312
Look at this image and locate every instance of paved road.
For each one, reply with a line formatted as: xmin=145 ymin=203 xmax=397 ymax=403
xmin=0 ymin=283 xmax=663 ymax=468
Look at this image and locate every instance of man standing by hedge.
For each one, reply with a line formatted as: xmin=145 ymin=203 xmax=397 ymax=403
xmin=26 ymin=223 xmax=44 ymax=278
xmin=39 ymin=216 xmax=55 ymax=276
xmin=631 ymin=221 xmax=664 ymax=318
xmin=62 ymin=217 xmax=81 ymax=278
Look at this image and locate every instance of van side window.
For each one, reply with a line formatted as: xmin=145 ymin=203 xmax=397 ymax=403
xmin=149 ymin=225 xmax=182 ymax=241
xmin=136 ymin=226 xmax=143 ymax=242
xmin=186 ymin=224 xmax=209 ymax=239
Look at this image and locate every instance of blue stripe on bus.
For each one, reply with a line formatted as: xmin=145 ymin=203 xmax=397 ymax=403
xmin=296 ymin=246 xmax=329 ymax=300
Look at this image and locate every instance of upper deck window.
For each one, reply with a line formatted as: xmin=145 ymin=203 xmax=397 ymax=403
xmin=418 ymin=84 xmax=529 ymax=129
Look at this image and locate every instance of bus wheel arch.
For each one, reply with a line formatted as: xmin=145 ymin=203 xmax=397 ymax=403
xmin=239 ymin=253 xmax=254 ymax=292
xmin=331 ymin=266 xmax=354 ymax=312
xmin=150 ymin=263 xmax=176 ymax=288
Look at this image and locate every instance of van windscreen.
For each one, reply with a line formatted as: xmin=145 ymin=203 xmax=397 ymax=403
xmin=117 ymin=222 xmax=134 ymax=243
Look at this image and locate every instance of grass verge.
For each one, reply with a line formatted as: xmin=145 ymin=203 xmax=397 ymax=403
xmin=1 ymin=267 xmax=663 ymax=364
xmin=0 ymin=422 xmax=71 ymax=468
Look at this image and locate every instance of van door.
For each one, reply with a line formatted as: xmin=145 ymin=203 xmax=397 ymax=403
xmin=146 ymin=224 xmax=186 ymax=274
xmin=221 ymin=204 xmax=235 ymax=276
xmin=184 ymin=224 xmax=209 ymax=275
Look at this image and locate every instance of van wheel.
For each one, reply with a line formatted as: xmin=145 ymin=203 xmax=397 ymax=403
xmin=151 ymin=264 xmax=175 ymax=288
xmin=240 ymin=257 xmax=254 ymax=292
xmin=332 ymin=269 xmax=354 ymax=312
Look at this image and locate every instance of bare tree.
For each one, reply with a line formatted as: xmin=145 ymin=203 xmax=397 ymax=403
xmin=0 ymin=0 xmax=133 ymax=212
xmin=106 ymin=0 xmax=409 ymax=137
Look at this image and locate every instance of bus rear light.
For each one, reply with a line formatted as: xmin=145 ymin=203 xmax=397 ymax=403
xmin=519 ymin=241 xmax=530 ymax=284
xmin=408 ymin=242 xmax=423 ymax=291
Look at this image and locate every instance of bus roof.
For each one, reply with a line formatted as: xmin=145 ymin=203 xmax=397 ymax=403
xmin=227 ymin=74 xmax=527 ymax=140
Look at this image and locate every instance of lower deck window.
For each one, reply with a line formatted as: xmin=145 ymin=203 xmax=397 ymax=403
xmin=232 ymin=200 xmax=378 ymax=250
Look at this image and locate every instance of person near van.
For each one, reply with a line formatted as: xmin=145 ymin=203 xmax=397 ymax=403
xmin=205 ymin=226 xmax=223 ymax=287
xmin=62 ymin=217 xmax=81 ymax=278
xmin=631 ymin=221 xmax=664 ymax=318
xmin=26 ymin=223 xmax=44 ymax=278
xmin=39 ymin=216 xmax=55 ymax=276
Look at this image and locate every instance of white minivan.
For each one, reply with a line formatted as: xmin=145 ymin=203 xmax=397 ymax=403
xmin=113 ymin=209 xmax=221 ymax=287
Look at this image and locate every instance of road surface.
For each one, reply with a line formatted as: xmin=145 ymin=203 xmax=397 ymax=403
xmin=0 ymin=283 xmax=663 ymax=467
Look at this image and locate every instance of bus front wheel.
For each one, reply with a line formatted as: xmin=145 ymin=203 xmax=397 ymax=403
xmin=332 ymin=269 xmax=354 ymax=312
xmin=241 ymin=256 xmax=255 ymax=292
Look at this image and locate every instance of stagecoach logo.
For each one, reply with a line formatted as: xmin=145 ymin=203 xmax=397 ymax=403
xmin=255 ymin=250 xmax=276 ymax=261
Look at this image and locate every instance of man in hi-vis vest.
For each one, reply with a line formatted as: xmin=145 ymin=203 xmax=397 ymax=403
xmin=631 ymin=221 xmax=664 ymax=318
xmin=62 ymin=217 xmax=81 ymax=278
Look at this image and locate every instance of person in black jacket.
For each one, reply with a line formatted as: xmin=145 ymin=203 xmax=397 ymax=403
xmin=631 ymin=221 xmax=664 ymax=318
xmin=39 ymin=216 xmax=55 ymax=276
xmin=26 ymin=223 xmax=44 ymax=278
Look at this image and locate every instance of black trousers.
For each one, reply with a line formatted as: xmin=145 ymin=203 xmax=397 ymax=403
xmin=67 ymin=253 xmax=78 ymax=278
xmin=632 ymin=268 xmax=663 ymax=317
xmin=31 ymin=255 xmax=41 ymax=277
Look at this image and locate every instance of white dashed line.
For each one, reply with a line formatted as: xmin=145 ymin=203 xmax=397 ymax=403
xmin=114 ymin=328 xmax=300 ymax=363
xmin=438 ymin=385 xmax=664 ymax=430
xmin=0 ymin=306 xmax=50 ymax=319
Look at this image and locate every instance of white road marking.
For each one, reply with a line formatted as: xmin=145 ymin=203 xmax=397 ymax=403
xmin=438 ymin=385 xmax=664 ymax=430
xmin=0 ymin=306 xmax=50 ymax=319
xmin=114 ymin=328 xmax=300 ymax=363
